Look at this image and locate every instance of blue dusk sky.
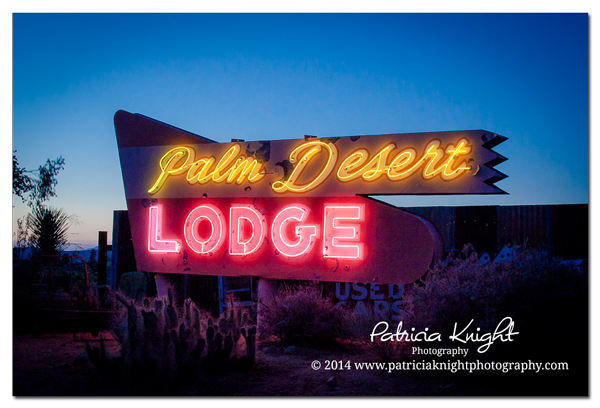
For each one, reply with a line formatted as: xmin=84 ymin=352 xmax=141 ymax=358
xmin=12 ymin=13 xmax=589 ymax=248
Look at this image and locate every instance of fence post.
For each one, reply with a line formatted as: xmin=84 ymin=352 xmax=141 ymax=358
xmin=98 ymin=231 xmax=108 ymax=286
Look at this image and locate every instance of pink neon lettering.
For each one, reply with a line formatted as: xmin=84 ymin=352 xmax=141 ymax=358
xmin=229 ymin=205 xmax=266 ymax=256
xmin=148 ymin=206 xmax=180 ymax=253
xmin=271 ymin=205 xmax=319 ymax=258
xmin=323 ymin=205 xmax=364 ymax=259
xmin=149 ymin=203 xmax=366 ymax=260
xmin=184 ymin=205 xmax=225 ymax=254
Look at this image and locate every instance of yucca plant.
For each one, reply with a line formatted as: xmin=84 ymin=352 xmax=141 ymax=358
xmin=26 ymin=206 xmax=77 ymax=288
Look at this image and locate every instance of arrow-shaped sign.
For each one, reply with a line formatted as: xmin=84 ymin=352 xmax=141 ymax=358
xmin=114 ymin=110 xmax=507 ymax=284
xmin=115 ymin=110 xmax=507 ymax=199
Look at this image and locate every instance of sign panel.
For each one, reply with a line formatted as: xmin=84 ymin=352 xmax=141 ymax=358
xmin=115 ymin=110 xmax=506 ymax=284
xmin=115 ymin=111 xmax=507 ymax=200
xmin=125 ymin=195 xmax=443 ymax=285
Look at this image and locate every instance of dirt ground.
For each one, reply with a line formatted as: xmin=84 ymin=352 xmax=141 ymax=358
xmin=13 ymin=331 xmax=464 ymax=396
xmin=13 ymin=330 xmax=588 ymax=397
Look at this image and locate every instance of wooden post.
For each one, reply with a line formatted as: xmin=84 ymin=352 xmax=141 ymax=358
xmin=154 ymin=273 xmax=171 ymax=299
xmin=110 ymin=210 xmax=137 ymax=291
xmin=98 ymin=231 xmax=107 ymax=286
xmin=257 ymin=278 xmax=277 ymax=337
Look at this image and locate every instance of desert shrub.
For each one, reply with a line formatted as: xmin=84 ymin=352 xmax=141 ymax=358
xmin=86 ymin=286 xmax=256 ymax=393
xmin=118 ymin=271 xmax=148 ymax=300
xmin=402 ymin=244 xmax=587 ymax=359
xmin=260 ymin=282 xmax=347 ymax=347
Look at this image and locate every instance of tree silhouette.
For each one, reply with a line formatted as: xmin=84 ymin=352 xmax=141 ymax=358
xmin=13 ymin=150 xmax=65 ymax=208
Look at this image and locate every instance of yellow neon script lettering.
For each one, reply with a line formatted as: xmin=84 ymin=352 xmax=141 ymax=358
xmin=361 ymin=143 xmax=396 ymax=181
xmin=148 ymin=147 xmax=192 ymax=193
xmin=336 ymin=139 xmax=472 ymax=183
xmin=416 ymin=141 xmax=446 ymax=179
xmin=186 ymin=157 xmax=216 ymax=184
xmin=387 ymin=148 xmax=417 ymax=180
xmin=390 ymin=139 xmax=472 ymax=181
xmin=227 ymin=157 xmax=264 ymax=184
xmin=337 ymin=144 xmax=396 ymax=182
xmin=212 ymin=145 xmax=242 ymax=183
xmin=418 ymin=139 xmax=472 ymax=180
xmin=148 ymin=144 xmax=265 ymax=194
xmin=148 ymin=138 xmax=472 ymax=194
xmin=337 ymin=149 xmax=369 ymax=182
xmin=272 ymin=141 xmax=339 ymax=193
xmin=441 ymin=139 xmax=472 ymax=178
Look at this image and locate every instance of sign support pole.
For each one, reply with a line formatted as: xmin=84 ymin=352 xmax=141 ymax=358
xmin=257 ymin=278 xmax=277 ymax=338
xmin=154 ymin=273 xmax=171 ymax=299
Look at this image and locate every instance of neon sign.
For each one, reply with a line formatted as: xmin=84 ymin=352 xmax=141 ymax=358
xmin=271 ymin=205 xmax=319 ymax=258
xmin=184 ymin=204 xmax=225 ymax=255
xmin=337 ymin=138 xmax=472 ymax=182
xmin=148 ymin=144 xmax=265 ymax=194
xmin=271 ymin=140 xmax=339 ymax=193
xmin=148 ymin=206 xmax=180 ymax=253
xmin=115 ymin=110 xmax=507 ymax=284
xmin=323 ymin=205 xmax=364 ymax=259
xmin=117 ymin=111 xmax=507 ymax=199
xmin=229 ymin=206 xmax=266 ymax=256
xmin=149 ymin=203 xmax=363 ymax=261
xmin=147 ymin=138 xmax=476 ymax=196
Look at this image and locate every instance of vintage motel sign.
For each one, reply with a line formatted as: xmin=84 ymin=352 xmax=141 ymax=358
xmin=115 ymin=110 xmax=507 ymax=284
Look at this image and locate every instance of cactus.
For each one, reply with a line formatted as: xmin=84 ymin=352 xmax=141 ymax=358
xmin=241 ymin=326 xmax=257 ymax=363
xmin=86 ymin=336 xmax=113 ymax=375
xmin=165 ymin=330 xmax=177 ymax=383
xmin=218 ymin=316 xmax=227 ymax=332
xmin=232 ymin=326 xmax=242 ymax=344
xmin=184 ymin=298 xmax=193 ymax=329
xmin=222 ymin=331 xmax=234 ymax=360
xmin=176 ymin=323 xmax=191 ymax=369
xmin=206 ymin=324 xmax=216 ymax=356
xmin=141 ymin=310 xmax=160 ymax=345
xmin=189 ymin=337 xmax=205 ymax=369
xmin=154 ymin=298 xmax=163 ymax=313
xmin=164 ymin=288 xmax=178 ymax=329
xmin=214 ymin=331 xmax=223 ymax=353
xmin=191 ymin=303 xmax=201 ymax=335
xmin=227 ymin=308 xmax=235 ymax=326
xmin=86 ymin=289 xmax=257 ymax=392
